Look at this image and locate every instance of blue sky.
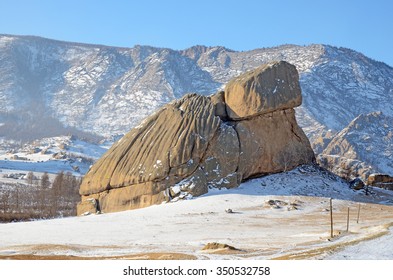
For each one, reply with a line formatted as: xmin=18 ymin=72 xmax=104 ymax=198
xmin=1 ymin=0 xmax=392 ymax=66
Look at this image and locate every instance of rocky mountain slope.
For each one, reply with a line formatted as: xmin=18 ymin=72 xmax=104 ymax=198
xmin=318 ymin=112 xmax=393 ymax=179
xmin=1 ymin=34 xmax=392 ymax=177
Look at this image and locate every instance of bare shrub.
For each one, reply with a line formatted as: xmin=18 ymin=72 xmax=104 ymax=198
xmin=0 ymin=172 xmax=82 ymax=223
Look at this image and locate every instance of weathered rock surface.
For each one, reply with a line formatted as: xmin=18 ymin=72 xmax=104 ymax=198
xmin=79 ymin=94 xmax=220 ymax=196
xmin=367 ymin=174 xmax=393 ymax=190
xmin=224 ymin=61 xmax=302 ymax=120
xmin=77 ymin=61 xmax=315 ymax=215
xmin=76 ymin=198 xmax=98 ymax=215
xmin=349 ymin=178 xmax=365 ymax=190
xmin=235 ymin=108 xmax=314 ymax=179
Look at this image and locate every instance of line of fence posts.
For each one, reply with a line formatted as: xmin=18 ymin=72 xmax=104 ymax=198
xmin=329 ymin=199 xmax=362 ymax=238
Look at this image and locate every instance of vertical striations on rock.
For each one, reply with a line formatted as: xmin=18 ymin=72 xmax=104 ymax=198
xmin=77 ymin=61 xmax=315 ymax=215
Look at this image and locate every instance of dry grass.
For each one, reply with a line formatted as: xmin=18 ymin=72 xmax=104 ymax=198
xmin=0 ymin=253 xmax=197 ymax=260
xmin=0 ymin=243 xmax=197 ymax=260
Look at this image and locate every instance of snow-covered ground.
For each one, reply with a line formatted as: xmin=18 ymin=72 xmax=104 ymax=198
xmin=0 ymin=160 xmax=83 ymax=176
xmin=323 ymin=227 xmax=393 ymax=260
xmin=0 ymin=136 xmax=108 ymax=177
xmin=0 ymin=165 xmax=392 ymax=260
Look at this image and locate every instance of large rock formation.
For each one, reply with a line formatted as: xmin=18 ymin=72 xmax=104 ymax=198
xmin=77 ymin=61 xmax=315 ymax=215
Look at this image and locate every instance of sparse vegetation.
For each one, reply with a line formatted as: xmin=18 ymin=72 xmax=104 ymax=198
xmin=0 ymin=171 xmax=81 ymax=223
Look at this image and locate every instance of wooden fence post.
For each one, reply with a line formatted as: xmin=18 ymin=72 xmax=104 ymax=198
xmin=330 ymin=198 xmax=333 ymax=238
xmin=346 ymin=206 xmax=350 ymax=232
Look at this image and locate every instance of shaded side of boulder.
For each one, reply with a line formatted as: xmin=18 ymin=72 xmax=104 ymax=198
xmin=210 ymin=91 xmax=228 ymax=120
xmin=349 ymin=178 xmax=365 ymax=190
xmin=200 ymin=122 xmax=241 ymax=189
xmin=234 ymin=109 xmax=314 ymax=179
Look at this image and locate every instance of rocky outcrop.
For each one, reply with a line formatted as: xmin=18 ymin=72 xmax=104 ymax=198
xmin=367 ymin=174 xmax=393 ymax=190
xmin=77 ymin=61 xmax=315 ymax=215
xmin=317 ymin=112 xmax=393 ymax=180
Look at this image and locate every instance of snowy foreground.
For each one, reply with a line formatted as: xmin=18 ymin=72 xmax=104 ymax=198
xmin=0 ymin=165 xmax=392 ymax=260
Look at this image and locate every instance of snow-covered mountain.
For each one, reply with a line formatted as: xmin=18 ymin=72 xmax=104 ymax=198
xmin=0 ymin=35 xmax=220 ymax=139
xmin=318 ymin=112 xmax=393 ymax=179
xmin=1 ymin=34 xmax=392 ymax=176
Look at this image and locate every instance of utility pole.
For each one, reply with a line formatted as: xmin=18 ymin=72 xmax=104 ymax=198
xmin=330 ymin=198 xmax=333 ymax=238
xmin=346 ymin=207 xmax=350 ymax=232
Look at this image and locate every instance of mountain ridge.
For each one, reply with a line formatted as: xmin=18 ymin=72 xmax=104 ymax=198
xmin=1 ymin=34 xmax=392 ymax=178
xmin=2 ymin=34 xmax=392 ymax=68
